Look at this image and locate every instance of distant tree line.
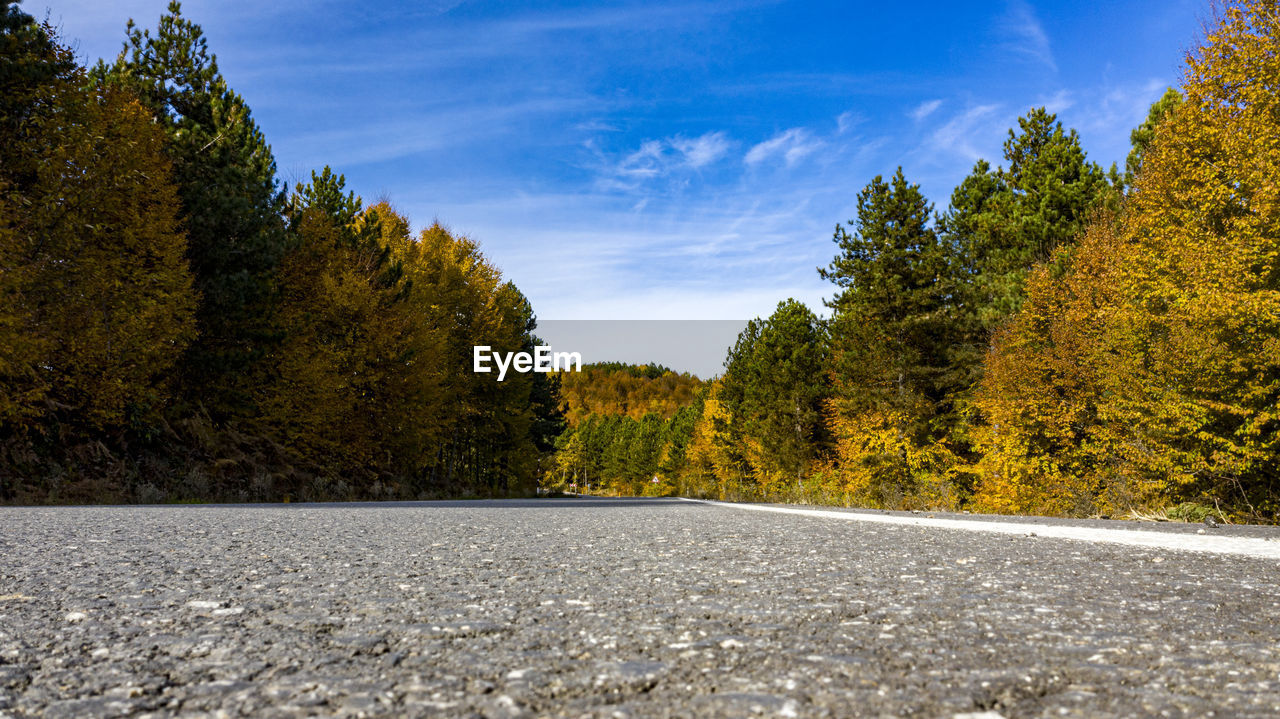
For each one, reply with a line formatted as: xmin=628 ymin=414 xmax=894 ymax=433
xmin=557 ymin=363 xmax=701 ymax=425
xmin=550 ymin=363 xmax=700 ymax=495
xmin=0 ymin=1 xmax=562 ymax=503
xmin=553 ymin=0 xmax=1280 ymax=522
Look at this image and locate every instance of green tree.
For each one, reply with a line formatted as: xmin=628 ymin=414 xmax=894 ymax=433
xmin=720 ymin=300 xmax=829 ymax=489
xmin=93 ymin=1 xmax=289 ymax=420
xmin=821 ymin=169 xmax=962 ymax=506
xmin=1124 ymin=87 xmax=1182 ymax=191
xmin=822 ymin=168 xmax=954 ymax=403
xmin=942 ymin=108 xmax=1109 ymax=332
xmin=934 ymin=161 xmax=1006 ymax=390
xmin=658 ymin=402 xmax=700 ymax=478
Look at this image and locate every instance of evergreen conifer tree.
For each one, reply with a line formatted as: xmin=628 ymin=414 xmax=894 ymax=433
xmin=93 ymin=2 xmax=288 ymax=420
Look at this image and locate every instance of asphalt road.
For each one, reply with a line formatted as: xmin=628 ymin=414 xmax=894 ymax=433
xmin=1 ymin=498 xmax=1278 ymax=718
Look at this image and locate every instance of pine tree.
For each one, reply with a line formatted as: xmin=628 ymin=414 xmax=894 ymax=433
xmin=942 ymin=108 xmax=1109 ymax=332
xmin=93 ymin=1 xmax=288 ymax=420
xmin=720 ymin=301 xmax=828 ymax=489
xmin=822 ymin=168 xmax=953 ymax=398
xmin=935 ymin=160 xmax=1006 ymax=389
xmin=1123 ymin=87 xmax=1182 ymax=191
xmin=820 ymin=169 xmax=961 ymax=506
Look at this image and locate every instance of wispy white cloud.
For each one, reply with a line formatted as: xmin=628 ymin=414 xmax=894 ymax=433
xmin=997 ymin=0 xmax=1056 ymax=72
xmin=1078 ymin=79 xmax=1164 ymax=133
xmin=591 ymin=131 xmax=733 ymax=193
xmin=926 ymin=104 xmax=1004 ymax=163
xmin=1051 ymin=79 xmax=1170 ymax=172
xmin=712 ymin=71 xmax=928 ymax=99
xmin=910 ymin=99 xmax=943 ymax=121
xmin=285 ymin=96 xmax=594 ymax=167
xmin=1040 ymin=89 xmax=1074 ymax=114
xmin=398 ymin=165 xmax=860 ymax=323
xmin=485 ymin=0 xmax=775 ymax=36
xmin=836 ymin=110 xmax=861 ymax=134
xmin=671 ymin=132 xmax=731 ymax=168
xmin=617 ymin=139 xmax=667 ymax=178
xmin=744 ymin=128 xmax=821 ymax=167
xmin=575 ymin=119 xmax=621 ymax=133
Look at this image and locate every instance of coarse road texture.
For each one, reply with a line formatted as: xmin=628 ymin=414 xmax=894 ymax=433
xmin=1 ymin=499 xmax=1279 ymax=718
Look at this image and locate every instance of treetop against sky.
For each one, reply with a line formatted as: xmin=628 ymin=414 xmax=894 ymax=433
xmin=37 ymin=0 xmax=1205 ymax=320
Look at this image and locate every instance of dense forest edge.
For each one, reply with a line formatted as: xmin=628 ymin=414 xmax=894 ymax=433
xmin=1 ymin=1 xmax=564 ymax=503
xmin=3 ymin=1 xmax=1279 ymax=522
xmin=549 ymin=0 xmax=1280 ymax=524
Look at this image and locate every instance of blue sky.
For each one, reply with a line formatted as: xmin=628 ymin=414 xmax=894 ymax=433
xmin=39 ymin=0 xmax=1207 ymax=322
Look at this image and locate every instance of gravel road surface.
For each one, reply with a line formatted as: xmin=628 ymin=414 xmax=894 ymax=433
xmin=1 ymin=498 xmax=1278 ymax=718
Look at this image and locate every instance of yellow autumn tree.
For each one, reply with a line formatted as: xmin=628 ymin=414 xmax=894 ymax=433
xmin=256 ymin=170 xmax=432 ymax=482
xmin=0 ymin=34 xmax=195 ymax=432
xmin=681 ymin=379 xmax=745 ymax=499
xmin=394 ymin=221 xmax=539 ymax=494
xmin=970 ymin=217 xmax=1127 ymax=515
xmin=356 ymin=202 xmax=451 ymax=477
xmin=973 ymin=0 xmax=1280 ymax=519
xmin=558 ymin=365 xmax=701 ymax=425
xmin=1104 ymin=0 xmax=1280 ymax=516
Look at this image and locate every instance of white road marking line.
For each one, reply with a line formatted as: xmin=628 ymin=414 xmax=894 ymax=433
xmin=679 ymin=499 xmax=1280 ymax=560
